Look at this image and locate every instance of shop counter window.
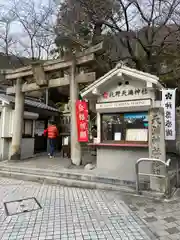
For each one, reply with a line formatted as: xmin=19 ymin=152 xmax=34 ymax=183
xmin=101 ymin=112 xmax=148 ymax=143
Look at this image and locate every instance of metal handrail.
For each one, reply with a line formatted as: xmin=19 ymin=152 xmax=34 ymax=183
xmin=135 ymin=158 xmax=171 ymax=198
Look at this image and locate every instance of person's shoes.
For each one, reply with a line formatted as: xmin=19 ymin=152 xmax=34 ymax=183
xmin=48 ymin=153 xmax=50 ymax=156
xmin=49 ymin=155 xmax=54 ymax=159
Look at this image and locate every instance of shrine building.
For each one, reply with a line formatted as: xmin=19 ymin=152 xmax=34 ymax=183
xmin=81 ymin=62 xmax=165 ymax=184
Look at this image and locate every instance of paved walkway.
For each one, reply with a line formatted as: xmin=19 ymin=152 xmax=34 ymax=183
xmin=0 ymin=154 xmax=134 ymax=181
xmin=1 ymin=154 xmax=72 ymax=171
xmin=119 ymin=192 xmax=180 ymax=240
xmin=1 ymin=156 xmax=180 ymax=239
xmin=0 ymin=177 xmax=156 ymax=240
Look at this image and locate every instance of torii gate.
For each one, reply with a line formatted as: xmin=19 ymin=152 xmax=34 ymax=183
xmin=2 ymin=43 xmax=103 ymax=165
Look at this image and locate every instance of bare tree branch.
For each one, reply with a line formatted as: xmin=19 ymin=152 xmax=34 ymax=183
xmin=1 ymin=0 xmax=56 ymax=60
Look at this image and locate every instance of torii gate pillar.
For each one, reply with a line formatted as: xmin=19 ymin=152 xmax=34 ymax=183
xmin=10 ymin=78 xmax=24 ymax=160
xmin=70 ymin=59 xmax=81 ymax=165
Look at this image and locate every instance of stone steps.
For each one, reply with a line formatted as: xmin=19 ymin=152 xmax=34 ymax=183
xmin=0 ymin=164 xmax=146 ymax=191
xmin=0 ymin=168 xmax=137 ymax=194
xmin=0 ymin=165 xmax=174 ymax=200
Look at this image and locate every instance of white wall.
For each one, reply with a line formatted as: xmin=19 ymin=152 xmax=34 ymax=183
xmin=1 ymin=104 xmax=13 ymax=138
xmin=0 ymin=103 xmax=38 ymax=160
xmin=10 ymin=110 xmax=38 ymax=160
xmin=21 ymin=138 xmax=35 ymax=159
xmin=0 ymin=104 xmax=13 ymax=160
xmin=97 ymin=147 xmax=149 ymax=182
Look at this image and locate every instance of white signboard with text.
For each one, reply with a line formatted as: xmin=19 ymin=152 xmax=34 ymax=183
xmin=96 ymin=99 xmax=151 ymax=111
xmin=162 ymin=89 xmax=176 ymax=140
xmin=98 ymin=84 xmax=153 ymax=103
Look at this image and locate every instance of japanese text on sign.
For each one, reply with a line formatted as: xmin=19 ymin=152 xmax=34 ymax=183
xmin=103 ymin=88 xmax=148 ymax=99
xmin=162 ymin=89 xmax=176 ymax=140
xmin=76 ymin=100 xmax=88 ymax=142
xmin=149 ymin=109 xmax=166 ymax=176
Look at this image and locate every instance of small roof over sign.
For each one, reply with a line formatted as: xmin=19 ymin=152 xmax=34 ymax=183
xmin=81 ymin=62 xmax=164 ymax=98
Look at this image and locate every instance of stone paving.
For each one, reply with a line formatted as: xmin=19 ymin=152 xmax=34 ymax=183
xmin=118 ymin=192 xmax=180 ymax=240
xmin=0 ymin=177 xmax=156 ymax=240
xmin=0 ymin=154 xmax=72 ymax=171
xmin=0 ymin=155 xmax=137 ymax=183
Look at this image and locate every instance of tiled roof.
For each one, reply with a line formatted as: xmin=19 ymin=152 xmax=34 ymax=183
xmin=0 ymin=94 xmax=59 ymax=112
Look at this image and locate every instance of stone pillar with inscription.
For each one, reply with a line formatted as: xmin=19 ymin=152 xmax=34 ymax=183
xmin=149 ymin=108 xmax=166 ymax=192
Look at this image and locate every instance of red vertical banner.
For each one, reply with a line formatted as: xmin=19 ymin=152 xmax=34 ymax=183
xmin=76 ymin=100 xmax=88 ymax=142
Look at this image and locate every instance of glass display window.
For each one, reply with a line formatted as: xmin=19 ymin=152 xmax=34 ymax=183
xmin=101 ymin=112 xmax=148 ymax=143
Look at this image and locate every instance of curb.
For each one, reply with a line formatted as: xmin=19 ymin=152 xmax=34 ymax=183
xmin=0 ymin=170 xmax=136 ymax=193
xmin=0 ymin=165 xmax=141 ymax=188
xmin=0 ymin=165 xmax=172 ymax=201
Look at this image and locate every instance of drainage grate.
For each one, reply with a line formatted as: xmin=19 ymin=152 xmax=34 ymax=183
xmin=4 ymin=197 xmax=42 ymax=216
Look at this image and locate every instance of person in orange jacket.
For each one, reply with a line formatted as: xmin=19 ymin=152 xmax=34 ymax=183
xmin=44 ymin=121 xmax=59 ymax=158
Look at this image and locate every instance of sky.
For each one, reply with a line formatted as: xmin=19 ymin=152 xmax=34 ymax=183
xmin=0 ymin=0 xmax=57 ymax=59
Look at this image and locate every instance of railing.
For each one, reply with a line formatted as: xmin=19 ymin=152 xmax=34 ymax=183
xmin=135 ymin=158 xmax=171 ymax=198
